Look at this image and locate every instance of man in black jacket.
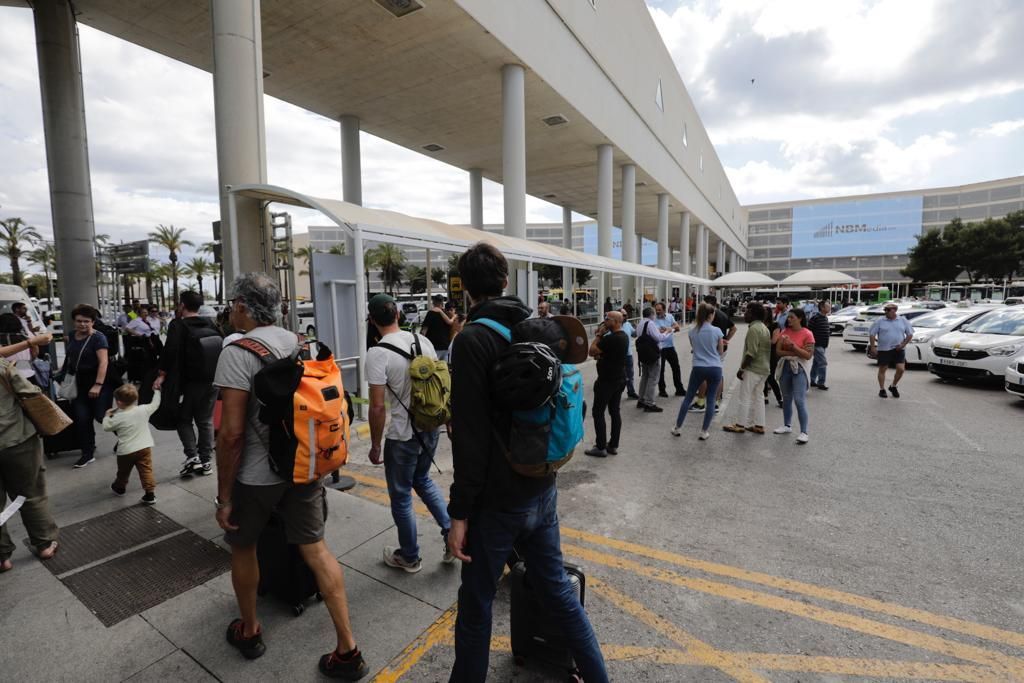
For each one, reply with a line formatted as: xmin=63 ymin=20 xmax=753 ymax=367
xmin=446 ymin=243 xmax=608 ymax=683
xmin=808 ymin=301 xmax=832 ymax=389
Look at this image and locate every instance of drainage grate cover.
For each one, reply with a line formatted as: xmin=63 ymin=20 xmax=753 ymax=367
xmin=40 ymin=505 xmax=183 ymax=576
xmin=62 ymin=530 xmax=231 ymax=627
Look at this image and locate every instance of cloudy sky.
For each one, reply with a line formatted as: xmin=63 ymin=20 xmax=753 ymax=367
xmin=1 ymin=0 xmax=1022 ymax=274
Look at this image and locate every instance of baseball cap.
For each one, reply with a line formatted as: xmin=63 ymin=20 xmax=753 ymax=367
xmin=368 ymin=293 xmax=396 ymax=321
xmin=512 ymin=315 xmax=589 ymax=364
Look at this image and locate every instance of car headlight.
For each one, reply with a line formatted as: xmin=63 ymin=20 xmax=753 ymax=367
xmin=988 ymin=343 xmax=1024 ymax=357
xmin=911 ymin=332 xmax=933 ymax=343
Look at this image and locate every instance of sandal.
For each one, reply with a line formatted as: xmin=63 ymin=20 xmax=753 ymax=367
xmin=746 ymin=426 xmax=765 ymax=435
xmin=722 ymin=424 xmax=746 ymax=433
xmin=37 ymin=541 xmax=59 ymax=560
xmin=0 ymin=558 xmax=12 ymax=573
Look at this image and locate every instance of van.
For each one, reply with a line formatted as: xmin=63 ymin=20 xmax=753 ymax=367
xmin=0 ymin=285 xmax=47 ymax=336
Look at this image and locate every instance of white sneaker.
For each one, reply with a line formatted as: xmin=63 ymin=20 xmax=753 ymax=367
xmin=383 ymin=546 xmax=422 ymax=573
xmin=773 ymin=426 xmax=792 ymax=434
xmin=698 ymin=431 xmax=710 ymax=441
xmin=796 ymin=432 xmax=809 ymax=444
xmin=670 ymin=427 xmax=681 ymax=437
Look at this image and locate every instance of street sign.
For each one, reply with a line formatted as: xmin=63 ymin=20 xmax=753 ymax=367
xmin=108 ymin=240 xmax=149 ymax=260
xmin=449 ymin=275 xmax=462 ymax=293
xmin=112 ymin=257 xmax=150 ymax=274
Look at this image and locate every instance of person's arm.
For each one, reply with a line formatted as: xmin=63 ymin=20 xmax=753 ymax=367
xmin=156 ymin=319 xmax=183 ymax=381
xmin=142 ymin=389 xmax=162 ymax=416
xmin=101 ymin=411 xmax=118 ymax=431
xmin=89 ymin=347 xmax=108 ymax=399
xmin=0 ymin=333 xmax=50 ymax=359
xmin=868 ymin=321 xmax=879 ymax=352
xmin=367 ymin=384 xmax=387 ymax=464
xmin=214 ymin=387 xmax=247 ymax=531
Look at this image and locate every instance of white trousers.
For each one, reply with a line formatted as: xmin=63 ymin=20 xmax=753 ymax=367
xmin=726 ymin=371 xmax=767 ymax=427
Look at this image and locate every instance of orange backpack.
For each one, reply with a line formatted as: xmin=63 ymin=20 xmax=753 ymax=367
xmin=233 ymin=338 xmax=350 ymax=484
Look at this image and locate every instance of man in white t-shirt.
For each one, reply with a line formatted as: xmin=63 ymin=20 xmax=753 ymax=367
xmin=365 ymin=293 xmax=453 ymax=574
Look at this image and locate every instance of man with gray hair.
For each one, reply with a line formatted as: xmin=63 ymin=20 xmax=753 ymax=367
xmin=213 ymin=273 xmax=367 ymax=678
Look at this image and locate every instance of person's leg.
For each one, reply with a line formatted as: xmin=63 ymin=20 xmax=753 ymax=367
xmin=726 ymin=371 xmax=750 ymax=427
xmin=751 ymin=373 xmax=767 ymax=427
xmin=176 ymin=382 xmax=199 ymax=459
xmin=667 ymin=348 xmax=684 ymax=394
xmin=194 ymin=384 xmax=219 ymax=464
xmin=410 ymin=431 xmax=449 ymax=534
xmin=793 ymin=370 xmax=809 ymax=433
xmin=819 ymin=347 xmax=828 ymax=385
xmin=877 ymin=358 xmax=888 ymax=390
xmin=520 ymin=488 xmax=609 ymax=683
xmin=641 ymin=362 xmax=659 ymax=406
xmin=780 ymin=368 xmax=794 ymax=427
xmin=701 ymin=369 xmax=723 ymax=431
xmin=893 ymin=362 xmax=905 ymax=387
xmin=0 ymin=461 xmax=12 ymax=563
xmin=591 ymin=379 xmax=610 ymax=450
xmin=230 ymin=544 xmax=261 ymax=637
xmin=674 ymin=369 xmax=703 ymax=428
xmin=113 ymin=454 xmax=133 ymax=491
xmin=298 ymin=540 xmax=358 ymax=655
xmin=72 ymin=395 xmax=96 ymax=457
xmin=0 ymin=438 xmax=59 ymax=555
xmin=383 ymin=438 xmax=421 ymax=561
xmin=607 ymin=381 xmax=624 ymax=449
xmin=624 ymin=355 xmax=637 ymax=397
xmin=809 ymin=351 xmax=819 ymax=386
xmin=136 ymin=448 xmax=155 ymax=492
xmin=658 ymin=349 xmax=668 ymax=394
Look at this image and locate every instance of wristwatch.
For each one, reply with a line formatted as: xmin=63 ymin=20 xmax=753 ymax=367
xmin=214 ymin=496 xmax=231 ymax=509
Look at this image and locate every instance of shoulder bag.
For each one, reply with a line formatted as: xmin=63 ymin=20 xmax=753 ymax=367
xmin=57 ymin=334 xmax=92 ymax=401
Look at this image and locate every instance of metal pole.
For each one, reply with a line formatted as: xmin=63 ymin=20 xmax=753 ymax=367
xmin=353 ymin=225 xmax=368 ymax=404
xmin=340 ymin=115 xmax=362 ymax=206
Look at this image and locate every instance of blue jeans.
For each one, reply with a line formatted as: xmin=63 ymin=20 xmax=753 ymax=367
xmin=809 ymin=346 xmax=828 ymax=385
xmin=779 ymin=364 xmax=809 ymax=433
xmin=450 ymin=486 xmax=608 ymax=683
xmin=675 ymin=366 xmax=723 ymax=432
xmin=624 ymin=354 xmax=636 ymax=396
xmin=384 ymin=432 xmax=449 ymax=562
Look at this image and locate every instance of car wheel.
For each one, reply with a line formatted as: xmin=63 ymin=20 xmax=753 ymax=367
xmin=853 ymin=344 xmax=865 ymax=352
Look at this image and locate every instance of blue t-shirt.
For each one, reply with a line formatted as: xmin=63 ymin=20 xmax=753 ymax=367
xmin=688 ymin=323 xmax=724 ymax=368
xmin=654 ymin=315 xmax=676 ymax=349
xmin=621 ymin=320 xmax=635 ymax=357
xmin=868 ymin=316 xmax=914 ymax=351
xmin=65 ymin=330 xmax=110 ymax=373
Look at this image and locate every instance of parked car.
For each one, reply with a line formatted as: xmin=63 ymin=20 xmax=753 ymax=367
xmin=827 ymin=305 xmax=864 ymax=335
xmin=904 ymin=306 xmax=998 ymax=366
xmin=1004 ymin=360 xmax=1024 ymax=399
xmin=842 ymin=304 xmax=933 ymax=352
xmin=929 ymin=306 xmax=1024 ymax=381
xmin=0 ymin=285 xmax=47 ymax=337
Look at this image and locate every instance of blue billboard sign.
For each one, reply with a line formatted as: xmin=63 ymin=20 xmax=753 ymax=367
xmin=791 ymin=196 xmax=923 ymax=258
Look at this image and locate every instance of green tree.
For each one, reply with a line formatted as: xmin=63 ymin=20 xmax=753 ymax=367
xmin=405 ymin=265 xmax=427 ymax=294
xmin=27 ymin=242 xmax=58 ymax=301
xmin=901 ymin=226 xmax=961 ymax=282
xmin=431 ymin=267 xmax=447 ymax=288
xmin=328 ymin=243 xmax=346 ymax=255
xmin=294 ymin=245 xmax=318 ymax=277
xmin=183 ymin=257 xmax=213 ymax=299
xmin=535 ymin=264 xmax=562 ymax=286
xmin=148 ymin=224 xmax=194 ymax=304
xmin=366 ymin=244 xmax=406 ymax=295
xmin=199 ymin=242 xmax=224 ymax=303
xmin=575 ymin=268 xmax=592 ymax=288
xmin=0 ymin=218 xmax=42 ymax=287
xmin=967 ymin=217 xmax=1023 ymax=281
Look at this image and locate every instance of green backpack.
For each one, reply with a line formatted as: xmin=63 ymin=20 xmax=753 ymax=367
xmin=378 ymin=334 xmax=452 ymax=431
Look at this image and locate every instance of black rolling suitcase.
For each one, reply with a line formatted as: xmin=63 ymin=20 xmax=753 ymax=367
xmin=42 ymin=398 xmax=79 ymax=458
xmin=510 ymin=559 xmax=586 ymax=675
xmin=256 ymin=506 xmax=324 ymax=616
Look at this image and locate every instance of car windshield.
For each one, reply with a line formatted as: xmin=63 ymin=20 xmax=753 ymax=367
xmin=911 ymin=310 xmax=976 ymax=328
xmin=402 ymin=303 xmax=418 ymax=313
xmin=833 ymin=306 xmax=860 ymax=316
xmin=959 ymin=308 xmax=1024 ymax=336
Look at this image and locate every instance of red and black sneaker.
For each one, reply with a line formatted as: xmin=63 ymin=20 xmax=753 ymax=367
xmin=225 ymin=618 xmax=266 ymax=660
xmin=318 ymin=647 xmax=368 ymax=680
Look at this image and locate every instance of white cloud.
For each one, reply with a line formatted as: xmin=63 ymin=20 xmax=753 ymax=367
xmin=971 ymin=119 xmax=1024 ymax=138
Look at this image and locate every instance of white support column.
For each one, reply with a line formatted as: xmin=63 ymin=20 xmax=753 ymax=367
xmin=621 ymin=163 xmax=636 ymax=305
xmin=717 ymin=240 xmax=726 ymax=277
xmin=33 ymin=0 xmax=99 ymax=307
xmin=696 ymin=223 xmax=707 ymax=291
xmin=212 ymin=0 xmax=268 ymax=281
xmin=469 ymin=168 xmax=483 ymax=229
xmin=340 ymin=114 xmax=362 ymax=206
xmin=679 ymin=211 xmax=691 ymax=276
xmin=502 ymin=64 xmax=526 ymax=240
xmin=656 ymin=193 xmax=669 ymax=301
xmin=597 ymin=144 xmax=613 ymax=307
xmin=562 ymin=206 xmax=572 ymax=300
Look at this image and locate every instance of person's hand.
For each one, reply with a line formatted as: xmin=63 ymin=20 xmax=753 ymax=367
xmin=152 ymin=375 xmax=164 ymax=391
xmin=105 ymin=408 xmax=115 ymax=417
xmin=30 ymin=333 xmax=52 ymax=346
xmin=736 ymin=370 xmax=745 ymax=381
xmin=88 ymin=384 xmax=101 ymax=399
xmin=215 ymin=504 xmax=238 ymax=531
xmin=448 ymin=518 xmax=472 ymax=563
xmin=368 ymin=443 xmax=382 ymax=465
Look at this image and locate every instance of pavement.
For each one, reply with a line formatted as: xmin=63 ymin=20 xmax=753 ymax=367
xmin=2 ymin=324 xmax=1023 ymax=682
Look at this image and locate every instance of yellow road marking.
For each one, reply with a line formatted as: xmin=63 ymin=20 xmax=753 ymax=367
xmin=587 ymin=577 xmax=769 ymax=682
xmin=343 ymin=469 xmax=1024 ymax=652
xmin=562 ymin=543 xmax=1024 ymax=678
xmin=371 ymin=603 xmax=458 ymax=683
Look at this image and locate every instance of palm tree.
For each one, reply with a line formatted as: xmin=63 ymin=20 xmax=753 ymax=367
xmin=199 ymin=242 xmax=224 ymax=303
xmin=183 ymin=257 xmax=212 ymax=299
xmin=366 ymin=244 xmax=406 ymax=295
xmin=149 ymin=262 xmax=172 ymax=310
xmin=294 ymin=245 xmax=317 ymax=277
xmin=148 ymin=224 xmax=194 ymax=304
xmin=431 ymin=267 xmax=447 ymax=288
xmin=405 ymin=265 xmax=426 ymax=294
xmin=0 ymin=218 xmax=42 ymax=287
xmin=328 ymin=243 xmax=346 ymax=255
xmin=27 ymin=242 xmax=58 ymax=301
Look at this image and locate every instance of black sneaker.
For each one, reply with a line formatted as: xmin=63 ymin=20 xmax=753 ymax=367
xmin=674 ymin=390 xmax=685 ymax=397
xmin=199 ymin=462 xmax=213 ymax=476
xmin=111 ymin=483 xmax=125 ymax=497
xmin=658 ymin=391 xmax=669 ymax=398
xmin=141 ymin=492 xmax=156 ymax=505
xmin=643 ymin=404 xmax=664 ymax=413
xmin=889 ymin=385 xmax=900 ymax=399
xmin=73 ymin=454 xmax=95 ymax=468
xmin=636 ymin=401 xmax=646 ymax=409
xmin=878 ymin=389 xmax=888 ymax=398
xmin=319 ymin=648 xmax=368 ymax=680
xmin=226 ymin=618 xmax=266 ymax=660
xmin=584 ymin=447 xmax=607 ymax=458
xmin=606 ymin=447 xmax=618 ymax=455
xmin=626 ymin=393 xmax=639 ymax=400
xmin=179 ymin=457 xmax=200 ymax=478
xmin=817 ymin=384 xmax=829 ymax=391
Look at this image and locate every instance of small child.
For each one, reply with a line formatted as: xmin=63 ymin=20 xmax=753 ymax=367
xmin=102 ymin=384 xmax=161 ymax=505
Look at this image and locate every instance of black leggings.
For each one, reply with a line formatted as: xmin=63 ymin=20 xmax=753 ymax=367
xmin=763 ymin=360 xmax=782 ymax=403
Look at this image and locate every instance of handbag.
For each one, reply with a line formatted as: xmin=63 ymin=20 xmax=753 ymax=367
xmin=0 ymin=365 xmax=73 ymax=436
xmin=56 ymin=333 xmax=92 ymax=401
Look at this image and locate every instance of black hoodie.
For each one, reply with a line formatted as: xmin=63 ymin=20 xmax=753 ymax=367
xmin=447 ymin=296 xmax=555 ymax=520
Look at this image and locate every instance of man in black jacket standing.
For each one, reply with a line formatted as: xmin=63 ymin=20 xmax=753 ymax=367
xmin=446 ymin=243 xmax=607 ymax=683
xmin=808 ymin=301 xmax=832 ymax=389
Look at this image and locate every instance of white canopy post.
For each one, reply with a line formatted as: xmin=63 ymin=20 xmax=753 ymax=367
xmin=353 ymin=223 xmax=368 ymax=404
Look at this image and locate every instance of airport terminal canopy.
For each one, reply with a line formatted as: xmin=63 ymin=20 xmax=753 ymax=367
xmin=780 ymin=269 xmax=858 ymax=287
xmin=230 ymin=185 xmax=711 ymax=287
xmin=711 ymin=271 xmax=778 ymax=288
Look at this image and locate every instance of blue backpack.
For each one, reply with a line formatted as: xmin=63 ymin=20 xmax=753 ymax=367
xmin=474 ymin=318 xmax=585 ymax=477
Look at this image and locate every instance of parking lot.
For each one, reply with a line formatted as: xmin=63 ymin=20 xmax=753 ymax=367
xmin=2 ymin=325 xmax=1022 ymax=682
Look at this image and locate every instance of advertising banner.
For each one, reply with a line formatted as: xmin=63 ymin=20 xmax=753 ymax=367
xmin=582 ymin=223 xmax=658 ymax=265
xmin=791 ymin=196 xmax=923 ymax=258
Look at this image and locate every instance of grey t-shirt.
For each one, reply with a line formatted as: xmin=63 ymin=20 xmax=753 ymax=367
xmin=214 ymin=325 xmax=299 ymax=486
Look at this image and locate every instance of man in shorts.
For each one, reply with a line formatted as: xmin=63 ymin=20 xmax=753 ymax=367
xmin=214 ymin=272 xmax=367 ymax=679
xmin=868 ymin=302 xmax=914 ymax=399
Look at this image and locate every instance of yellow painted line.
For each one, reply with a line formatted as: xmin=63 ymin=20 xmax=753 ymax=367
xmin=371 ymin=603 xmax=458 ymax=683
xmin=345 ymin=471 xmax=1024 ymax=653
xmin=563 ymin=543 xmax=1024 ymax=678
xmin=354 ymin=422 xmax=371 ymax=439
xmin=587 ymin=577 xmax=769 ymax=682
xmin=730 ymin=652 xmax=1003 ymax=682
xmin=349 ymin=482 xmax=430 ymax=517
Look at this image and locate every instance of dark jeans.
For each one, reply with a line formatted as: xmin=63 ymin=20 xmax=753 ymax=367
xmin=384 ymin=432 xmax=449 ymax=562
xmin=658 ymin=347 xmax=684 ymax=394
xmin=624 ymin=355 xmax=636 ymax=396
xmin=763 ymin=359 xmax=782 ymax=403
xmin=177 ymin=382 xmax=218 ymax=463
xmin=591 ymin=377 xmax=624 ymax=450
xmin=72 ymin=385 xmax=114 ymax=457
xmin=450 ymin=486 xmax=608 ymax=683
xmin=675 ymin=366 xmax=723 ymax=432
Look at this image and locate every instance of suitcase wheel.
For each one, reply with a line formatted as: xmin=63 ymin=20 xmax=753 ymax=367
xmin=293 ymin=604 xmax=305 ymax=617
xmin=315 ymin=592 xmax=323 ymax=602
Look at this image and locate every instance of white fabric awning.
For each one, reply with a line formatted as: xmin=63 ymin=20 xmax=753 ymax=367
xmin=711 ymin=271 xmax=778 ymax=287
xmin=780 ymin=269 xmax=858 ymax=286
xmin=231 ymin=184 xmax=711 ymax=286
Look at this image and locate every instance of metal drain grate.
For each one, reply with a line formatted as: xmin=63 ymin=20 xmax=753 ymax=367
xmin=61 ymin=530 xmax=231 ymax=626
xmin=40 ymin=505 xmax=183 ymax=575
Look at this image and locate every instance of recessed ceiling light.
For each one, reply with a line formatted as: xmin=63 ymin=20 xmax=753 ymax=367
xmin=373 ymin=0 xmax=424 ymax=18
xmin=542 ymin=114 xmax=569 ymax=126
xmin=422 ymin=143 xmax=445 ymax=152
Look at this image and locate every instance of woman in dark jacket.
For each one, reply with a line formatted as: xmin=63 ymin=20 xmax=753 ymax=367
xmin=61 ymin=304 xmax=115 ymax=468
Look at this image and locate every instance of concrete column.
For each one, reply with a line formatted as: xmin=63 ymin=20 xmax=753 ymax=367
xmin=340 ymin=114 xmax=362 ymax=206
xmin=469 ymin=168 xmax=483 ymax=229
xmin=597 ymin=144 xmax=613 ymax=306
xmin=679 ymin=211 xmax=691 ymax=276
xmin=656 ymin=193 xmax=669 ymax=300
xmin=696 ymin=223 xmax=707 ymax=284
xmin=717 ymin=240 xmax=726 ymax=277
xmin=33 ymin=0 xmax=98 ymax=307
xmin=561 ymin=206 xmax=572 ymax=300
xmin=212 ymin=0 xmax=269 ymax=281
xmin=620 ymin=163 xmax=636 ymax=304
xmin=502 ymin=64 xmax=526 ymax=240
xmin=730 ymin=251 xmax=739 ymax=273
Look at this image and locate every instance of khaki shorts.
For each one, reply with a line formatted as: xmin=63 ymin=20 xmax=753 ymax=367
xmin=224 ymin=479 xmax=326 ymax=547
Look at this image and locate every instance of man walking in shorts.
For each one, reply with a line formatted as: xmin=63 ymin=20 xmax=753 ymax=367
xmin=868 ymin=303 xmax=914 ymax=399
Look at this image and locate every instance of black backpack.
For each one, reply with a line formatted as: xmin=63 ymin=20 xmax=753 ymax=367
xmin=635 ymin=320 xmax=661 ymax=364
xmin=184 ymin=320 xmax=223 ymax=383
